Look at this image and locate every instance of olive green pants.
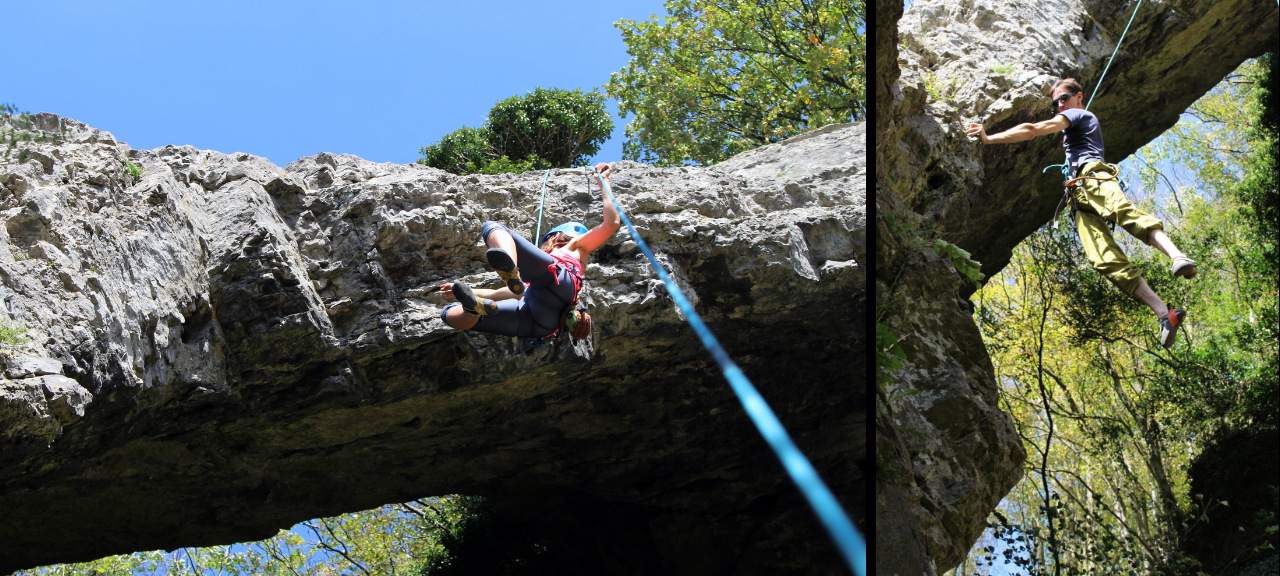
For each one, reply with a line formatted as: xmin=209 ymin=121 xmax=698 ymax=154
xmin=1071 ymin=161 xmax=1164 ymax=296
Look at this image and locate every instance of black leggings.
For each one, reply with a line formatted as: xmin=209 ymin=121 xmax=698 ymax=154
xmin=441 ymin=221 xmax=577 ymax=337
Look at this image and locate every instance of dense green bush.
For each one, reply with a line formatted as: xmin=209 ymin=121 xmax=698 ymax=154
xmin=0 ymin=315 xmax=30 ymax=346
xmin=485 ymin=87 xmax=611 ymax=168
xmin=418 ymin=87 xmax=612 ymax=175
xmin=417 ymin=125 xmax=500 ymax=175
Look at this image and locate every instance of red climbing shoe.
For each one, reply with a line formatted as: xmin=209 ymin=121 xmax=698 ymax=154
xmin=452 ymin=281 xmax=497 ymax=317
xmin=1158 ymin=308 xmax=1186 ymax=349
xmin=486 ymin=248 xmax=524 ymax=296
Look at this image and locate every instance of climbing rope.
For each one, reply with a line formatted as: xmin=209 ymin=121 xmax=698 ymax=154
xmin=1087 ymin=0 xmax=1145 ymax=112
xmin=533 ymin=169 xmax=551 ymax=246
xmin=1044 ymin=0 xmax=1146 ymax=179
xmin=591 ymin=167 xmax=867 ymax=575
xmin=1045 ymin=0 xmax=1144 ymax=228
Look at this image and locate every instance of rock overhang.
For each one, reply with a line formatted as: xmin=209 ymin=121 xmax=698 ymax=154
xmin=0 ymin=114 xmax=865 ymax=574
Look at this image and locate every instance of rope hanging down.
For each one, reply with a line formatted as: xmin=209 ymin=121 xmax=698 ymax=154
xmin=1087 ymin=0 xmax=1144 ymax=112
xmin=590 ymin=167 xmax=867 ymax=575
xmin=533 ymin=169 xmax=551 ymax=245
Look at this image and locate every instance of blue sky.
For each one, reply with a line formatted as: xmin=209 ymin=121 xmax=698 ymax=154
xmin=5 ymin=0 xmax=669 ymax=167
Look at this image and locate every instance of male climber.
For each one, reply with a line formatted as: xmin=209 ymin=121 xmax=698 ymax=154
xmin=965 ymin=78 xmax=1197 ymax=349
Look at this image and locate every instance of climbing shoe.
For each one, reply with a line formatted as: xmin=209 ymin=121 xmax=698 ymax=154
xmin=1172 ymin=256 xmax=1197 ymax=279
xmin=486 ymin=248 xmax=524 ymax=296
xmin=452 ymin=281 xmax=497 ymax=317
xmin=1158 ymin=308 xmax=1186 ymax=349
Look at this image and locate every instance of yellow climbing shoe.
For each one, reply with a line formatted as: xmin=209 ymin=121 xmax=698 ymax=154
xmin=452 ymin=281 xmax=497 ymax=317
xmin=486 ymin=248 xmax=524 ymax=296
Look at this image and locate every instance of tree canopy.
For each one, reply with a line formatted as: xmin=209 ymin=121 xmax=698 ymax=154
xmin=16 ymin=495 xmax=570 ymax=576
xmin=607 ymin=0 xmax=865 ymax=167
xmin=417 ymin=87 xmax=612 ymax=175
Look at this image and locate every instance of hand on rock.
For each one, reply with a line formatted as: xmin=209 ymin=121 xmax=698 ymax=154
xmin=570 ymin=310 xmax=592 ymax=340
xmin=439 ymin=283 xmax=455 ymax=302
xmin=966 ymin=123 xmax=988 ymax=143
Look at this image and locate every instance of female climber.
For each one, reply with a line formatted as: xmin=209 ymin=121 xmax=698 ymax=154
xmin=438 ymin=162 xmax=620 ymax=340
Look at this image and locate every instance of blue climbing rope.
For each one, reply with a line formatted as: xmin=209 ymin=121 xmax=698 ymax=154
xmin=533 ymin=169 xmax=551 ymax=246
xmin=1044 ymin=0 xmax=1146 ymax=178
xmin=592 ymin=168 xmax=867 ymax=575
xmin=1087 ymin=0 xmax=1145 ymax=112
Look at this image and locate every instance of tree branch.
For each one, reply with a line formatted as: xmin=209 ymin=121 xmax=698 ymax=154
xmin=260 ymin=538 xmax=307 ymax=576
xmin=308 ymin=519 xmax=374 ymax=576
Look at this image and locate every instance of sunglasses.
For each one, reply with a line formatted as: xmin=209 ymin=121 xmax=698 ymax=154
xmin=1053 ymin=92 xmax=1078 ymax=106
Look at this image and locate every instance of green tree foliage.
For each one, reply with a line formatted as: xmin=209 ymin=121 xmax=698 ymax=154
xmin=417 ymin=88 xmax=612 ymax=175
xmin=416 ymin=496 xmax=579 ymax=576
xmin=17 ymin=496 xmax=483 ymax=576
xmin=955 ymin=56 xmax=1279 ymax=576
xmin=18 ymin=495 xmax=589 ymax=576
xmin=417 ymin=125 xmax=494 ymax=175
xmin=485 ymin=88 xmax=612 ymax=169
xmin=0 ymin=314 xmax=31 ymax=345
xmin=1230 ymin=51 xmax=1278 ymax=307
xmin=607 ymin=0 xmax=865 ymax=166
xmin=971 ymin=222 xmax=1191 ymax=575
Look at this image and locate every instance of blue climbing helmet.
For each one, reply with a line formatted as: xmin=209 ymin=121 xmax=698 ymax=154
xmin=539 ymin=222 xmax=589 ymax=247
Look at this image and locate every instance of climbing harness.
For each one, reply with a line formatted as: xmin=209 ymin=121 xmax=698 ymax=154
xmin=1063 ymin=171 xmax=1117 ymax=190
xmin=1058 ymin=165 xmax=1129 ymax=232
xmin=1044 ymin=0 xmax=1145 ymax=229
xmin=591 ymin=169 xmax=868 ymax=574
xmin=529 ymin=249 xmax=586 ymax=344
xmin=1047 ymin=161 xmax=1129 ymax=230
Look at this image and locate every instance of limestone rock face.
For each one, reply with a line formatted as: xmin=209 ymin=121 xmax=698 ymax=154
xmin=877 ymin=0 xmax=1277 ymax=572
xmin=0 ymin=112 xmax=864 ymax=574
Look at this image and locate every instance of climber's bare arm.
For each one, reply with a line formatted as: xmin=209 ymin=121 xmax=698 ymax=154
xmin=439 ymin=284 xmax=520 ymax=302
xmin=966 ymin=115 xmax=1070 ymax=144
xmin=481 ymin=287 xmax=520 ymax=301
xmin=568 ymin=162 xmax=622 ymax=256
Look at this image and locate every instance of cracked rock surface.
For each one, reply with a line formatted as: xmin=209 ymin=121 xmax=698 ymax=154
xmin=0 ymin=113 xmax=864 ymax=574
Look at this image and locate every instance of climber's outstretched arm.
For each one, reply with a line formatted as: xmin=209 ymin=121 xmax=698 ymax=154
xmin=967 ymin=115 xmax=1070 ymax=144
xmin=573 ymin=163 xmax=622 ymax=254
xmin=440 ymin=284 xmax=520 ymax=302
xmin=482 ymin=287 xmax=520 ymax=301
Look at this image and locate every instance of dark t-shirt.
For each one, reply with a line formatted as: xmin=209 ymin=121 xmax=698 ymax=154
xmin=1056 ymin=108 xmax=1106 ymax=168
